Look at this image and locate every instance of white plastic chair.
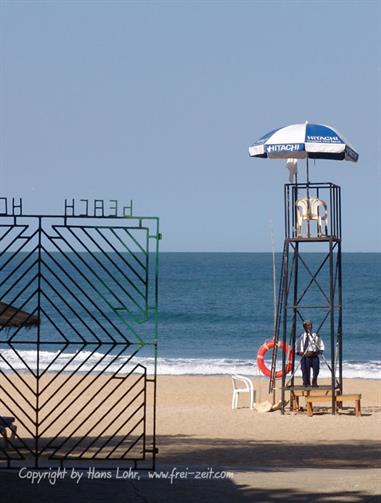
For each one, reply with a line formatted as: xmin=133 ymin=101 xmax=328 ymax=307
xmin=296 ymin=197 xmax=328 ymax=238
xmin=231 ymin=374 xmax=256 ymax=410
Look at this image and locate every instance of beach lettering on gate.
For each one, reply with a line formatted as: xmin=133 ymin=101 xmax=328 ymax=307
xmin=64 ymin=198 xmax=133 ymax=218
xmin=0 ymin=197 xmax=23 ymax=216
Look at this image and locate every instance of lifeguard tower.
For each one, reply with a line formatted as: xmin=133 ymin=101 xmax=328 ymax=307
xmin=249 ymin=122 xmax=361 ymax=415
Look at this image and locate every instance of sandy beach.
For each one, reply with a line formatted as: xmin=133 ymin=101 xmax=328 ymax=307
xmin=154 ymin=376 xmax=381 ymax=497
xmin=1 ymin=373 xmax=381 ymax=501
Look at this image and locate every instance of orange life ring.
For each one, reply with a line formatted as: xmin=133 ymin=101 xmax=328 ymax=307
xmin=256 ymin=340 xmax=293 ymax=378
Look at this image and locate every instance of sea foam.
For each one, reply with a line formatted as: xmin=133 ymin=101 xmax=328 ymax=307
xmin=0 ymin=349 xmax=380 ymax=379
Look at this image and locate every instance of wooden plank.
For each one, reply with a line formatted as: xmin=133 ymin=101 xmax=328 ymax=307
xmin=306 ymin=396 xmax=332 ymax=403
xmin=293 ymin=390 xmax=332 ymax=397
xmin=306 ymin=394 xmax=361 ymax=403
xmin=335 ymin=394 xmax=361 ymax=400
xmin=306 ymin=394 xmax=362 ymax=417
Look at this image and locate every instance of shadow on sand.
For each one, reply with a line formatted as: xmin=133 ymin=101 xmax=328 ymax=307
xmin=155 ymin=435 xmax=381 ymax=469
xmin=1 ymin=435 xmax=380 ymax=502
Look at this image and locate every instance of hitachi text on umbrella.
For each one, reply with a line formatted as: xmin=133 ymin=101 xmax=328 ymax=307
xmin=307 ymin=135 xmax=340 ymax=142
xmin=266 ymin=144 xmax=302 ymax=153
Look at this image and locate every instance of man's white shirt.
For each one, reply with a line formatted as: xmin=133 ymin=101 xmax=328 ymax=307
xmin=296 ymin=332 xmax=325 ymax=353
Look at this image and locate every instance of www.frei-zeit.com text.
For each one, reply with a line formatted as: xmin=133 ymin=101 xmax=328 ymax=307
xmin=18 ymin=467 xmax=234 ymax=485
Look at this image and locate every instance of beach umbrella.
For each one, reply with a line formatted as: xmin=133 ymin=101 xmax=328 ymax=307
xmin=248 ymin=121 xmax=359 ymax=183
xmin=0 ymin=302 xmax=39 ymax=328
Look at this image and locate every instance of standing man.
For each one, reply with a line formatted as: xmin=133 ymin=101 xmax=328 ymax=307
xmin=296 ymin=320 xmax=325 ymax=387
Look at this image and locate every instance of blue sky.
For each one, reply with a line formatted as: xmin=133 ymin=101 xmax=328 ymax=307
xmin=1 ymin=0 xmax=380 ymax=251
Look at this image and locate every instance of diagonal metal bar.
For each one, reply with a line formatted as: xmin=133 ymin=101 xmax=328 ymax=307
xmin=85 ymin=226 xmax=146 ymax=288
xmin=97 ymin=226 xmax=147 ymax=273
xmin=79 ymin=404 xmax=144 ymax=459
xmin=40 ymin=280 xmax=100 ymax=343
xmin=0 ymin=439 xmax=27 ymax=460
xmin=38 ymin=343 xmax=93 ymax=395
xmin=38 ymin=344 xmax=119 ymax=420
xmin=40 ymin=252 xmax=124 ymax=338
xmin=0 ymin=245 xmax=38 ymax=284
xmin=0 ymin=264 xmax=39 ymax=314
xmin=0 ymin=394 xmax=37 ymax=438
xmin=61 ymin=226 xmax=146 ymax=315
xmin=40 ymin=358 xmax=136 ymax=455
xmin=40 ymin=343 xmax=102 ymax=400
xmin=40 ymin=244 xmax=129 ymax=340
xmin=66 ymin=402 xmax=145 ymax=460
xmin=38 ymin=307 xmax=70 ymax=344
xmin=0 ymin=307 xmax=38 ymax=342
xmin=0 ymin=225 xmax=18 ymax=249
xmin=40 ymin=353 xmax=142 ymax=430
xmin=99 ymin=384 xmax=146 ymax=459
xmin=43 ymin=229 xmax=144 ymax=343
xmin=37 ymin=340 xmax=71 ymax=378
xmin=0 ymin=378 xmax=37 ymax=409
xmin=0 ymin=226 xmax=38 ymax=261
xmin=124 ymin=228 xmax=147 ymax=255
xmin=109 ymin=227 xmax=146 ymax=268
xmin=316 ymin=309 xmax=331 ymax=334
xmin=0 ymin=359 xmax=37 ymax=394
xmin=296 ymin=251 xmax=330 ymax=304
xmin=39 ymin=357 xmax=143 ymax=441
xmin=2 ymin=343 xmax=38 ymax=379
xmin=98 ymin=409 xmax=145 ymax=460
xmin=38 ymin=345 xmax=134 ymax=434
xmin=40 ymin=266 xmax=105 ymax=343
xmin=120 ymin=430 xmax=145 ymax=460
xmin=3 ymin=295 xmax=39 ymax=346
xmin=61 ymin=375 xmax=145 ymax=458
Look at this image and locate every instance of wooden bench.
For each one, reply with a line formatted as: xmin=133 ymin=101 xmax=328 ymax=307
xmin=306 ymin=394 xmax=362 ymax=417
xmin=290 ymin=389 xmax=331 ymax=411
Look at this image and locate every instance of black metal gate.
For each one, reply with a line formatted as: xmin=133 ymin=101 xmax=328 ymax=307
xmin=0 ymin=198 xmax=160 ymax=469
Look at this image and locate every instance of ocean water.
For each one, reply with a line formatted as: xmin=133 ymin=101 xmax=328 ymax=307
xmin=157 ymin=253 xmax=381 ymax=378
xmin=1 ymin=253 xmax=380 ymax=378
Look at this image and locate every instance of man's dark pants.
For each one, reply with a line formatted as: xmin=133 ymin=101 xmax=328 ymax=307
xmin=301 ymin=355 xmax=320 ymax=386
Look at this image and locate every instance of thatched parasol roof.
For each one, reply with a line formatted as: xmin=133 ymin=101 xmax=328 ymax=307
xmin=0 ymin=302 xmax=39 ymax=328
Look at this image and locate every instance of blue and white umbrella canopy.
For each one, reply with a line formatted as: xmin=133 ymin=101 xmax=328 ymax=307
xmin=248 ymin=122 xmax=359 ymax=162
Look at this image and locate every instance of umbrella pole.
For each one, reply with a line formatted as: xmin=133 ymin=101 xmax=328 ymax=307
xmin=306 ymin=156 xmax=311 ymax=238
